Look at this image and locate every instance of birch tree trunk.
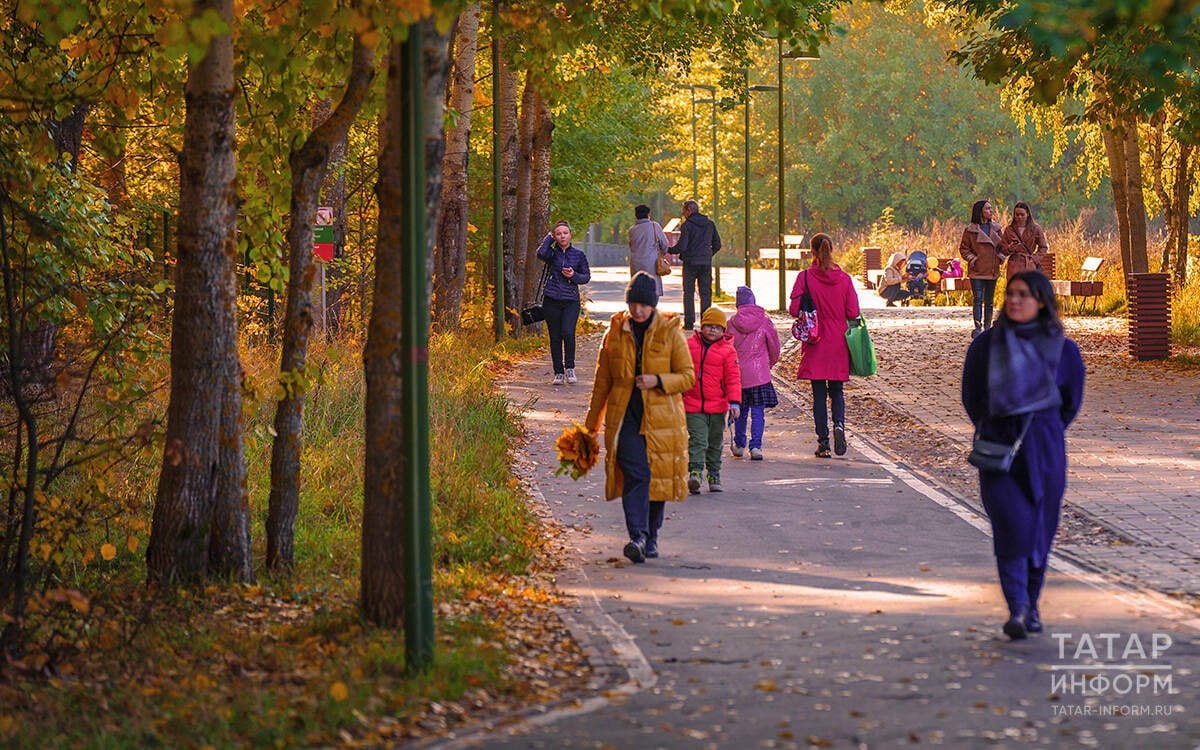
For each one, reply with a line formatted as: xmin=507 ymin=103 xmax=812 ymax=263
xmin=266 ymin=33 xmax=375 ymax=572
xmin=433 ymin=3 xmax=480 ymax=330
xmin=147 ymin=0 xmax=252 ymax=585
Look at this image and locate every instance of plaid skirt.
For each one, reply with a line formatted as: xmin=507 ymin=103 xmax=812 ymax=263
xmin=741 ymin=382 xmax=778 ymax=409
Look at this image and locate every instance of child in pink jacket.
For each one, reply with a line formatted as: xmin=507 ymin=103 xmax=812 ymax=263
xmin=728 ymin=286 xmax=781 ymax=460
xmin=683 ymin=307 xmax=741 ymax=493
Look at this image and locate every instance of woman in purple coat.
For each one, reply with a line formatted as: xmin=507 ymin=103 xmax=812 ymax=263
xmin=789 ymin=233 xmax=861 ymax=458
xmin=961 ymin=271 xmax=1085 ymax=640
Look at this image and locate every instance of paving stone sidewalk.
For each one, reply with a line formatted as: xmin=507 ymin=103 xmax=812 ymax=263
xmin=817 ymin=292 xmax=1200 ymax=601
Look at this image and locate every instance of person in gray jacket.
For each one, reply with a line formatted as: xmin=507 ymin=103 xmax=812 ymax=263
xmin=628 ymin=204 xmax=669 ymax=297
xmin=673 ymin=199 xmax=722 ymax=330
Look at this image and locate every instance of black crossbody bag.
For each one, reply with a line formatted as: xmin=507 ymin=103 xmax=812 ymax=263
xmin=968 ymin=413 xmax=1033 ymax=473
xmin=521 ymin=263 xmax=551 ymax=325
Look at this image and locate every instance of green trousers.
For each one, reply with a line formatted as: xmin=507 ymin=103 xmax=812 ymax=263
xmin=687 ymin=412 xmax=726 ymax=477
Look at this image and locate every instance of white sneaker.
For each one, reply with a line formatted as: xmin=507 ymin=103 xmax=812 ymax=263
xmin=551 ymin=373 xmax=565 ymax=386
xmin=565 ymin=368 xmax=577 ymax=384
xmin=750 ymin=448 xmax=763 ymax=461
xmin=731 ymin=445 xmax=744 ymax=457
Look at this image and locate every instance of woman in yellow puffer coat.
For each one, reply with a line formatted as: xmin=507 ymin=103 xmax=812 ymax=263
xmin=585 ymin=272 xmax=695 ymax=563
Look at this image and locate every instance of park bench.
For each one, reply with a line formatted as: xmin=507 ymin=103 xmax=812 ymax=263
xmin=757 ymin=234 xmax=809 ymax=269
xmin=1051 ymin=256 xmax=1105 ymax=312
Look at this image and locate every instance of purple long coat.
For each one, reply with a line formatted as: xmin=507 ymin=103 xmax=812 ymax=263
xmin=961 ymin=330 xmax=1086 ymax=563
xmin=789 ymin=264 xmax=861 ymax=381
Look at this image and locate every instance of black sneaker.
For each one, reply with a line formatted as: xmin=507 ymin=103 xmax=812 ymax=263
xmin=623 ymin=537 xmax=646 ymax=564
xmin=815 ymin=443 xmax=831 ymax=458
xmin=644 ymin=537 xmax=659 ymax=559
xmin=833 ymin=424 xmax=847 ymax=456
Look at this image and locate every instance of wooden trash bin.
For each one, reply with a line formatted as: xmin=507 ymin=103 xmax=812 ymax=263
xmin=1127 ymin=273 xmax=1171 ymax=360
xmin=861 ymin=246 xmax=882 ymax=287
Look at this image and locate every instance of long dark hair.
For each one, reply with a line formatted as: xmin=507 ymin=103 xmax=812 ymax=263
xmin=995 ymin=270 xmax=1063 ymax=334
xmin=970 ymin=199 xmax=989 ymax=225
xmin=810 ymin=232 xmax=834 ymax=270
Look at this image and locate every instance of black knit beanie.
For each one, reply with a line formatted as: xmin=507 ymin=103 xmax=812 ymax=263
xmin=625 ymin=271 xmax=659 ymax=307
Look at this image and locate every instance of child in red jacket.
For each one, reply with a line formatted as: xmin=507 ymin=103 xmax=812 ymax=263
xmin=684 ymin=307 xmax=742 ymax=493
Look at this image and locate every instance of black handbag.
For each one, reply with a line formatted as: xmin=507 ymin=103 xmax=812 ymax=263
xmin=968 ymin=414 xmax=1032 ymax=472
xmin=520 ymin=263 xmax=550 ymax=325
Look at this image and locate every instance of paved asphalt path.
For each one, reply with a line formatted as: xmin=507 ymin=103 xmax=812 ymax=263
xmin=441 ymin=268 xmax=1199 ymax=749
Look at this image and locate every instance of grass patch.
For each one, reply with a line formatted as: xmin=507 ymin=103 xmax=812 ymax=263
xmin=1 ymin=324 xmax=579 ymax=748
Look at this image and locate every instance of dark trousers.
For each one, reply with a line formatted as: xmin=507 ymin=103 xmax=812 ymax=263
xmin=617 ymin=418 xmax=665 ymax=542
xmin=543 ymin=297 xmax=580 ymax=374
xmin=997 ymin=555 xmax=1048 ymax=616
xmin=682 ymin=263 xmax=712 ymax=330
xmin=880 ymin=284 xmax=911 ymax=304
xmin=810 ymin=379 xmax=845 ymax=445
xmin=970 ymin=278 xmax=998 ymax=330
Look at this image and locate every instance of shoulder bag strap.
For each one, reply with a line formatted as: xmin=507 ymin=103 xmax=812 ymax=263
xmin=536 ymin=260 xmax=551 ymax=304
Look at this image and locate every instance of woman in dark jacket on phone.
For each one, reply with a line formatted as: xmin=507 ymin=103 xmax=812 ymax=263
xmin=536 ymin=221 xmax=591 ymax=385
xmin=962 ymin=270 xmax=1085 ymax=640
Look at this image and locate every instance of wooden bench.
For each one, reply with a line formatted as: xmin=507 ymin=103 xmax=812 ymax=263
xmin=1051 ymin=256 xmax=1105 ymax=312
xmin=865 ymin=269 xmax=886 ymax=289
xmin=757 ymin=244 xmax=811 ymax=270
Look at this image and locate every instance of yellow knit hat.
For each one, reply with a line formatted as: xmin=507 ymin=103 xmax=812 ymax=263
xmin=700 ymin=307 xmax=727 ymax=329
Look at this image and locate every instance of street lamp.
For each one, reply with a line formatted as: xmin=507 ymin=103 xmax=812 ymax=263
xmin=744 ymin=71 xmax=779 ymax=287
xmin=775 ymin=37 xmax=819 ymax=313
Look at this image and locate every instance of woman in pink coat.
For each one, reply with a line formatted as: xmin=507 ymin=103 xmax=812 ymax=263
xmin=728 ymin=286 xmax=781 ymax=460
xmin=789 ymin=233 xmax=861 ymax=458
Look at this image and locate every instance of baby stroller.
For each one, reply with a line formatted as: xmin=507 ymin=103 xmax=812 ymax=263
xmin=905 ymin=250 xmax=933 ymax=305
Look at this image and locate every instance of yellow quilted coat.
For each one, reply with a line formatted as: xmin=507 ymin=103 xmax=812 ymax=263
xmin=584 ymin=310 xmax=695 ymax=502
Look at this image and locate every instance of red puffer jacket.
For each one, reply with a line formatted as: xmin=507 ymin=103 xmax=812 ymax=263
xmin=683 ymin=333 xmax=742 ymax=414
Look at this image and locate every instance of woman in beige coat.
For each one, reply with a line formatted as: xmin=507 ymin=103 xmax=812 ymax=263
xmin=960 ymin=198 xmax=1005 ymax=337
xmin=585 ymin=272 xmax=695 ymax=563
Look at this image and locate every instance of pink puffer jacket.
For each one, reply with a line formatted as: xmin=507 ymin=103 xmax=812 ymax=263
xmin=728 ymin=304 xmax=781 ymax=389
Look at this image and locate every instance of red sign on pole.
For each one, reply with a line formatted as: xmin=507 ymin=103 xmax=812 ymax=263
xmin=313 ymin=206 xmax=334 ymax=262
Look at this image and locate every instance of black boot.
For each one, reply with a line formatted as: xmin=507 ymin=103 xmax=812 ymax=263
xmin=815 ymin=440 xmax=831 ymax=458
xmin=645 ymin=535 xmax=659 ymax=559
xmin=623 ymin=535 xmax=646 ymax=564
xmin=1003 ymin=608 xmax=1029 ymax=640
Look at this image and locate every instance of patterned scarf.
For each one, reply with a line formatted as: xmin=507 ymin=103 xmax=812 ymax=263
xmin=986 ymin=320 xmax=1064 ymax=417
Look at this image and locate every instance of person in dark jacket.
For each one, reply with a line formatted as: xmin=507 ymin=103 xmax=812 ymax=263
xmin=961 ymin=270 xmax=1085 ymax=640
xmin=536 ymin=221 xmax=592 ymax=385
xmin=673 ymin=200 xmax=722 ymax=330
xmin=959 ymin=199 xmax=1005 ymax=338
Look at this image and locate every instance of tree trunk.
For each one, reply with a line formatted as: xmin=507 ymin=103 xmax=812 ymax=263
xmin=432 ymin=5 xmax=479 ymax=330
xmin=1148 ymin=114 xmax=1174 ymax=275
xmin=266 ymin=33 xmax=375 ymax=573
xmin=1102 ymin=115 xmax=1135 ymax=278
xmin=522 ymin=87 xmax=553 ymax=311
xmin=147 ymin=0 xmax=253 ymax=585
xmin=497 ymin=53 xmax=520 ymax=331
xmin=361 ymin=20 xmax=450 ymax=627
xmin=512 ymin=78 xmax=537 ymax=318
xmin=1172 ymin=143 xmax=1192 ymax=287
xmin=1121 ymin=116 xmax=1150 ymax=275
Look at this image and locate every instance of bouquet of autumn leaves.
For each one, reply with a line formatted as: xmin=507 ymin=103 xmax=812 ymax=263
xmin=555 ymin=422 xmax=600 ymax=480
